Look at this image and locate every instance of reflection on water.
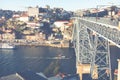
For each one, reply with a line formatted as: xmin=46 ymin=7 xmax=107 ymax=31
xmin=0 ymin=49 xmax=14 ymax=54
xmin=24 ymin=56 xmax=71 ymax=60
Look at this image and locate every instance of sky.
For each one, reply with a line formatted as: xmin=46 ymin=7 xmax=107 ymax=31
xmin=0 ymin=0 xmax=119 ymax=11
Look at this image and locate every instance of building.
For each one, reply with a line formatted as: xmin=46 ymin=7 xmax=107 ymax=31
xmin=12 ymin=14 xmax=20 ymax=21
xmin=1 ymin=32 xmax=15 ymax=40
xmin=28 ymin=6 xmax=39 ymax=18
xmin=0 ymin=69 xmax=79 ymax=80
xmin=22 ymin=33 xmax=45 ymax=41
xmin=19 ymin=13 xmax=29 ymax=22
xmin=54 ymin=21 xmax=69 ymax=28
xmin=0 ymin=70 xmax=47 ymax=80
xmin=26 ymin=22 xmax=41 ymax=28
xmin=0 ymin=74 xmax=22 ymax=80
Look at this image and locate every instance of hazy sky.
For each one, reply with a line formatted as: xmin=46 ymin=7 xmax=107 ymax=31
xmin=0 ymin=0 xmax=119 ymax=11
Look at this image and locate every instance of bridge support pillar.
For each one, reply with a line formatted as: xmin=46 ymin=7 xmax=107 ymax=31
xmin=76 ymin=63 xmax=98 ymax=80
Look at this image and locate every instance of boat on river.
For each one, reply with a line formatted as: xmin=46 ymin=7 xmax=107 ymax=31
xmin=0 ymin=43 xmax=15 ymax=49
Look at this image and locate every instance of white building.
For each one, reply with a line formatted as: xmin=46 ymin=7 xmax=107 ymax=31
xmin=54 ymin=21 xmax=69 ymax=28
xmin=28 ymin=7 xmax=39 ymax=18
xmin=19 ymin=16 xmax=29 ymax=22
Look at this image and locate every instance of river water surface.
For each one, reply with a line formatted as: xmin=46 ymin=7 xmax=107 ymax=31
xmin=0 ymin=45 xmax=120 ymax=80
xmin=0 ymin=46 xmax=76 ymax=77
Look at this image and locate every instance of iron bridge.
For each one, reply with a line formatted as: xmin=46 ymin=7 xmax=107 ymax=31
xmin=72 ymin=17 xmax=120 ymax=80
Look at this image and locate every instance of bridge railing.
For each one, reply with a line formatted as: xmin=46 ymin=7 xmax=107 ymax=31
xmin=77 ymin=18 xmax=120 ymax=48
xmin=83 ymin=17 xmax=119 ymax=26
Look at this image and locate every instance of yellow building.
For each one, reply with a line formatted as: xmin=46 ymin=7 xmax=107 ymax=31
xmin=2 ymin=32 xmax=15 ymax=40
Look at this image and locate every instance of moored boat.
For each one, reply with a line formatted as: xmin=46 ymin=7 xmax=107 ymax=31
xmin=0 ymin=43 xmax=15 ymax=49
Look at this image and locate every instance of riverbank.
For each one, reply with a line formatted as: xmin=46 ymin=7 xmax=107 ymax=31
xmin=17 ymin=43 xmax=69 ymax=48
xmin=1 ymin=39 xmax=71 ymax=48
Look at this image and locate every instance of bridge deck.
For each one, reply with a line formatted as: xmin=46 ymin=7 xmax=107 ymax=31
xmin=75 ymin=17 xmax=120 ymax=48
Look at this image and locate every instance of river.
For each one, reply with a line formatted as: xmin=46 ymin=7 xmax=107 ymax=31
xmin=0 ymin=45 xmax=119 ymax=80
xmin=0 ymin=46 xmax=76 ymax=77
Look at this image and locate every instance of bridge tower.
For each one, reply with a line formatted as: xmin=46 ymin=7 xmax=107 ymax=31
xmin=72 ymin=18 xmax=112 ymax=80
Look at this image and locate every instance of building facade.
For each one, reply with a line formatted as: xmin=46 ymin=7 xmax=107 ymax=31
xmin=28 ymin=7 xmax=39 ymax=18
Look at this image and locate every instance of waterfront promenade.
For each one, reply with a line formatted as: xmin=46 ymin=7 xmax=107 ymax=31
xmin=0 ymin=39 xmax=70 ymax=48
